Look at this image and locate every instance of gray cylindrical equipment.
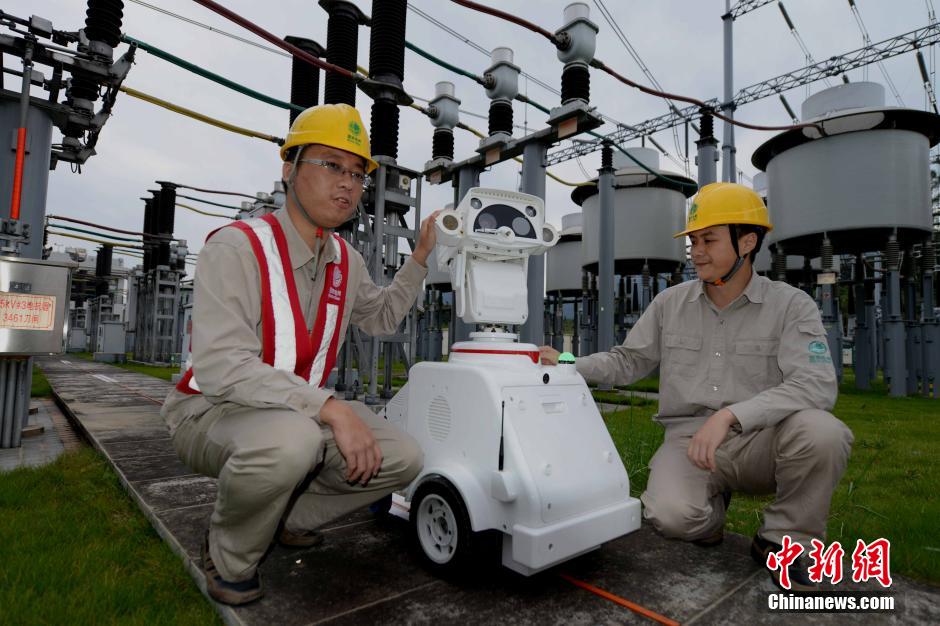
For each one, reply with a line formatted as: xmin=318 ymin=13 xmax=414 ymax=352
xmin=520 ymin=142 xmax=547 ymax=345
xmin=596 ymin=143 xmax=615 ymax=354
xmin=546 ymin=213 xmax=583 ymax=295
xmin=0 ymin=102 xmax=53 ymax=260
xmin=573 ymin=147 xmax=695 ymax=275
xmin=753 ymin=82 xmax=940 ymax=257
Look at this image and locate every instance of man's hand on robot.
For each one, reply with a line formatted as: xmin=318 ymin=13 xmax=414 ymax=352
xmin=539 ymin=345 xmax=560 ymax=365
xmin=412 ymin=210 xmax=443 ymax=267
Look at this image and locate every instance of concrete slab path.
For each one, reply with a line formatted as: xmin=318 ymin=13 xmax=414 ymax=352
xmin=37 ymin=356 xmax=939 ymax=625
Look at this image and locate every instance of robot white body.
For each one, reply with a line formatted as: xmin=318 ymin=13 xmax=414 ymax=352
xmin=384 ymin=188 xmax=641 ymax=575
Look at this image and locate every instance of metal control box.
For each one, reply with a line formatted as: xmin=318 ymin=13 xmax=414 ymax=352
xmin=0 ymin=256 xmax=75 ymax=355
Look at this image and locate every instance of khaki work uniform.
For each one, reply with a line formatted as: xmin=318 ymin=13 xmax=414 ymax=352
xmin=162 ymin=209 xmax=425 ymax=582
xmin=576 ymin=270 xmax=853 ymax=548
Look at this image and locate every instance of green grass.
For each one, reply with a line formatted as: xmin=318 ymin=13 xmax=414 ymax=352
xmin=603 ymin=377 xmax=940 ymax=585
xmin=616 ymin=377 xmax=660 ymax=393
xmin=591 ymin=390 xmax=655 ymax=406
xmin=0 ymin=448 xmax=219 ymax=625
xmin=71 ymin=352 xmax=178 ymax=381
xmin=31 ymin=365 xmax=52 ymax=398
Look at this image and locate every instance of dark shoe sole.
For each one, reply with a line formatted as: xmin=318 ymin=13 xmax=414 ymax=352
xmin=202 ymin=532 xmax=263 ymax=606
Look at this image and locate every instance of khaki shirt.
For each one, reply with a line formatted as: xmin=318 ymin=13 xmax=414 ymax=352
xmin=576 ymin=270 xmax=838 ymax=432
xmin=161 ymin=209 xmax=427 ymax=434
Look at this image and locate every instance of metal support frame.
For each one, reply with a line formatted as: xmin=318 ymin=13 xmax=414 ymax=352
xmin=520 ymin=142 xmax=547 ymax=345
xmin=721 ymin=3 xmax=736 ymax=182
xmin=883 ymin=266 xmax=906 ymax=398
xmin=362 ymin=159 xmax=422 ymax=404
xmin=596 ymin=146 xmax=615 ymax=355
xmin=922 ymin=262 xmax=939 ymax=398
xmin=132 ymin=266 xmax=181 ymax=364
xmin=449 ymin=165 xmax=480 ymax=346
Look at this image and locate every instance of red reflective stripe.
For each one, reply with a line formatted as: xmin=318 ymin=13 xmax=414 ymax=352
xmin=318 ymin=236 xmax=349 ymax=387
xmin=450 ymin=348 xmax=540 ymax=364
xmin=263 ymin=213 xmax=311 ymax=375
xmin=175 ymin=367 xmax=200 ymax=394
xmin=230 ymin=221 xmax=276 ymax=366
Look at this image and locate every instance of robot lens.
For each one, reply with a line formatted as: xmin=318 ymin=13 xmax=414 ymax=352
xmin=512 ymin=216 xmax=532 ymax=236
xmin=525 ymin=205 xmax=537 ymax=217
xmin=470 ymin=197 xmax=482 ymax=209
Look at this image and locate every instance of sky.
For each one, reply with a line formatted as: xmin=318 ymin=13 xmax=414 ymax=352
xmin=8 ymin=0 xmax=939 ymax=273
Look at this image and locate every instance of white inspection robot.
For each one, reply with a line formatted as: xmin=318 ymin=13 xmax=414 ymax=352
xmin=383 ymin=187 xmax=641 ymax=576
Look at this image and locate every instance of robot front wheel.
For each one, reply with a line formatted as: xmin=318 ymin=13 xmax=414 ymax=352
xmin=410 ymin=477 xmax=483 ymax=574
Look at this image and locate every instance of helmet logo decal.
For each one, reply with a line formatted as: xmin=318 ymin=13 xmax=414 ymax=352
xmin=347 ymin=120 xmax=363 ymax=146
xmin=688 ymin=202 xmax=698 ymax=224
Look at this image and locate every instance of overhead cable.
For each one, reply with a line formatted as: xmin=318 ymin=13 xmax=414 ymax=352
xmin=47 ymin=223 xmax=144 ymax=244
xmin=127 ymin=0 xmax=292 ymax=59
xmin=47 ymin=230 xmax=145 ymax=249
xmin=45 ymin=214 xmax=175 ymax=240
xmin=449 ymin=0 xmax=822 ymax=135
xmin=119 ymin=86 xmax=284 ymax=144
xmin=177 ymin=194 xmax=242 ymax=210
xmin=191 ymin=0 xmax=358 ymax=80
xmin=173 ymin=184 xmax=256 ymax=200
xmin=123 ymin=34 xmax=304 ymax=113
xmin=176 ymin=202 xmax=235 ymax=219
xmin=846 ymin=0 xmax=904 ymax=104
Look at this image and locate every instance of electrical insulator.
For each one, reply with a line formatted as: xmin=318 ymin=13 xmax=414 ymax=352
xmin=555 ymin=3 xmax=597 ymax=105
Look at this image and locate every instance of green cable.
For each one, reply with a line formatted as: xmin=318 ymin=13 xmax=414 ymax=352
xmin=47 ymin=223 xmax=144 ymax=244
xmin=123 ymin=34 xmax=304 ymax=113
xmin=406 ymin=41 xmax=485 ymax=85
xmin=589 ymin=131 xmax=698 ymax=192
xmin=177 ymin=194 xmax=241 ymax=210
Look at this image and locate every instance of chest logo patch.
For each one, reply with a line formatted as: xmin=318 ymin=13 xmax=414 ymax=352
xmin=809 ymin=340 xmax=828 ymax=354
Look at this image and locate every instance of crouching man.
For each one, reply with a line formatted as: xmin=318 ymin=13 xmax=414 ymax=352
xmin=162 ymin=104 xmax=438 ymax=605
xmin=541 ymin=182 xmax=853 ymax=590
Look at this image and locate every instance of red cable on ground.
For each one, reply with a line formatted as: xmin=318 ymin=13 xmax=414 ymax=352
xmin=175 ymin=183 xmax=256 ymax=200
xmin=559 ymin=574 xmax=680 ymax=626
xmin=9 ymin=128 xmax=26 ymax=219
xmin=450 ymin=0 xmax=557 ymax=42
xmin=191 ymin=0 xmax=359 ymax=80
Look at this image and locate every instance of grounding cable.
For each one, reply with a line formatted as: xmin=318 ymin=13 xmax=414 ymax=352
xmin=173 ymin=184 xmax=256 ymax=200
xmin=45 ymin=214 xmax=176 ymax=240
xmin=559 ymin=574 xmax=680 ymax=626
xmin=119 ymin=86 xmax=284 ymax=144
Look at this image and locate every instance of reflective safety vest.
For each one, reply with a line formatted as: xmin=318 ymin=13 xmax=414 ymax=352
xmin=176 ymin=213 xmax=349 ymax=395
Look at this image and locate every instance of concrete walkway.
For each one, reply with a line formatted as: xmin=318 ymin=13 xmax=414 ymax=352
xmin=38 ymin=356 xmax=940 ymax=625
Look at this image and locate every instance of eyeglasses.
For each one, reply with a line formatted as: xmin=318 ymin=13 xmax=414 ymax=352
xmin=299 ymin=159 xmax=371 ymax=189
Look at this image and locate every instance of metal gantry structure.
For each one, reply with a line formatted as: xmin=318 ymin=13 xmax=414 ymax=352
xmin=547 ymin=21 xmax=940 ymax=165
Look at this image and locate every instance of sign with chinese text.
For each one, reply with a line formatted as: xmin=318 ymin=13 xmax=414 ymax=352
xmin=0 ymin=292 xmax=56 ymax=331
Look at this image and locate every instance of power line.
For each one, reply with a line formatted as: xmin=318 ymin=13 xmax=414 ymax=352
xmin=127 ymin=0 xmax=292 ymax=59
xmin=777 ymin=2 xmax=833 ymax=91
xmin=846 ymin=0 xmax=904 ymax=104
xmin=592 ymin=0 xmax=690 ymax=174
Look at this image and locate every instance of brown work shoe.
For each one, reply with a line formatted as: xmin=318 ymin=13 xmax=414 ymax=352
xmin=202 ymin=531 xmax=263 ymax=606
xmin=278 ymin=527 xmax=325 ymax=548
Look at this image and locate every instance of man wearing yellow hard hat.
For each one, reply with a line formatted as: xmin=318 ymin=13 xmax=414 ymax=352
xmin=541 ymin=182 xmax=853 ymax=591
xmin=162 ymin=104 xmax=438 ymax=605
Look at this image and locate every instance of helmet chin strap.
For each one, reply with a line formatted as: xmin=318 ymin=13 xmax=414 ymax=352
xmin=703 ymin=224 xmax=746 ymax=287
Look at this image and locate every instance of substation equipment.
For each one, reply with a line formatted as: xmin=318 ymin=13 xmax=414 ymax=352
xmin=564 ymin=147 xmax=695 ymax=358
xmin=0 ymin=1 xmax=131 ymax=447
xmin=753 ymin=82 xmax=940 ymax=398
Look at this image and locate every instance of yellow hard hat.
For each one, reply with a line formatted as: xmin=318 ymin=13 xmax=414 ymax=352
xmin=280 ymin=103 xmax=379 ymax=173
xmin=674 ymin=182 xmax=773 ymax=238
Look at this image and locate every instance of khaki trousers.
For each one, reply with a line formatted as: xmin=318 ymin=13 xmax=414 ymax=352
xmin=641 ymin=409 xmax=853 ymax=548
xmin=171 ymin=400 xmax=422 ymax=582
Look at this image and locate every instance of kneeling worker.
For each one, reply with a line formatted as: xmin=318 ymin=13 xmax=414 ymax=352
xmin=540 ymin=182 xmax=853 ymax=590
xmin=162 ymin=104 xmax=437 ymax=605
